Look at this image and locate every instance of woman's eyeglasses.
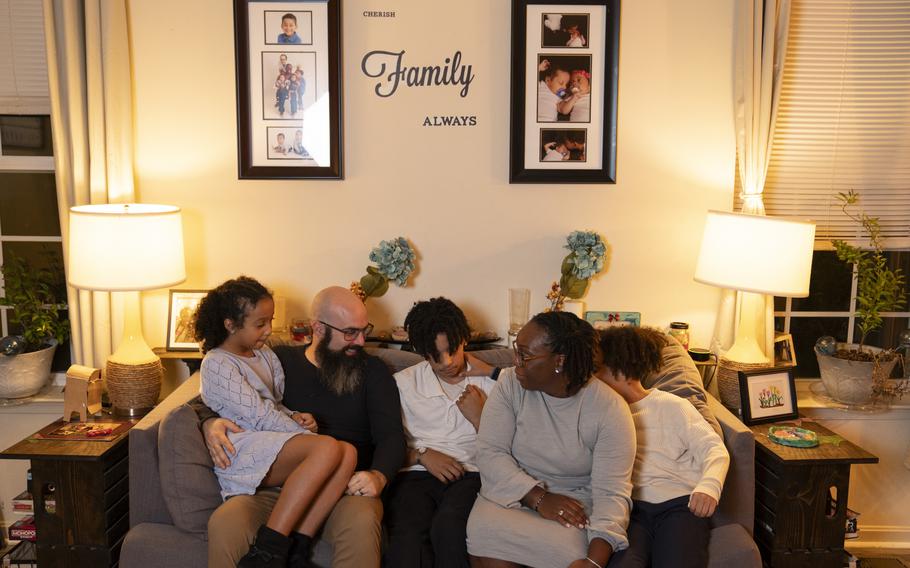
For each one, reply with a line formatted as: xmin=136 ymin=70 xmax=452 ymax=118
xmin=511 ymin=339 xmax=549 ymax=367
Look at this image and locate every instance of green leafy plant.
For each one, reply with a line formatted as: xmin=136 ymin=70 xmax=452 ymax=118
xmin=832 ymin=190 xmax=907 ymax=354
xmin=0 ymin=254 xmax=70 ymax=352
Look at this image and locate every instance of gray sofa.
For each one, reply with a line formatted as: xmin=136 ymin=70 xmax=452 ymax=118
xmin=120 ymin=344 xmax=760 ymax=568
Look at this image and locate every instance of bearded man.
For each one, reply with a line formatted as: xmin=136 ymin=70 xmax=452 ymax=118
xmin=196 ymin=286 xmax=406 ymax=568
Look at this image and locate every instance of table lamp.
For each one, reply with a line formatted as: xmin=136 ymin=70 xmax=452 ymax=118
xmin=68 ymin=204 xmax=186 ymax=416
xmin=694 ymin=211 xmax=815 ymax=408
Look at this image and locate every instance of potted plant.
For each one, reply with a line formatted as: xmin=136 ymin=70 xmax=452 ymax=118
xmin=546 ymin=230 xmax=608 ymax=314
xmin=0 ymin=254 xmax=70 ymax=398
xmin=816 ymin=190 xmax=908 ymax=405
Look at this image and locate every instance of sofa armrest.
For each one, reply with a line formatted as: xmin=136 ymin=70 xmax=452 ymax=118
xmin=710 ymin=395 xmax=755 ymax=534
xmin=129 ymin=374 xmax=202 ymax=527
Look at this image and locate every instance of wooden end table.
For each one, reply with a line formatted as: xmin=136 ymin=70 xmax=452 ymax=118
xmin=0 ymin=417 xmax=135 ymax=568
xmin=751 ymin=420 xmax=878 ymax=568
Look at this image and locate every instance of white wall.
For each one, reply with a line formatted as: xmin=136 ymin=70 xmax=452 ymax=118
xmin=128 ymin=0 xmax=735 ymax=351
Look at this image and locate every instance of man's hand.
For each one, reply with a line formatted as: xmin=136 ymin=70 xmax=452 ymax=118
xmin=291 ymin=412 xmax=318 ymax=432
xmin=537 ymin=492 xmax=588 ymax=530
xmin=456 ymin=385 xmax=487 ymax=430
xmin=419 ymin=448 xmax=465 ymax=484
xmin=345 ymin=470 xmax=387 ymax=498
xmin=689 ymin=492 xmax=718 ymax=518
xmin=202 ymin=417 xmax=244 ymax=469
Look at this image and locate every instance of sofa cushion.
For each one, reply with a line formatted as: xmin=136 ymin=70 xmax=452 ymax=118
xmin=158 ymin=403 xmax=223 ymax=536
xmin=643 ymin=339 xmax=721 ymax=434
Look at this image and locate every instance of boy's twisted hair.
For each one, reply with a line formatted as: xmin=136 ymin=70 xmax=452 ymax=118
xmin=597 ymin=326 xmax=667 ymax=380
xmin=194 ymin=276 xmax=271 ymax=353
xmin=530 ymin=311 xmax=596 ymax=394
xmin=404 ymin=297 xmax=471 ymax=362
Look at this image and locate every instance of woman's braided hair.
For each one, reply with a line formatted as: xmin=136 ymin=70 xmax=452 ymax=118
xmin=530 ymin=311 xmax=597 ymax=394
xmin=193 ymin=276 xmax=271 ymax=353
xmin=404 ymin=297 xmax=471 ymax=362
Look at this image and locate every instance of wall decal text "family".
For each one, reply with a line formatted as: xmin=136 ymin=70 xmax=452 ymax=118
xmin=361 ymin=50 xmax=475 ymax=98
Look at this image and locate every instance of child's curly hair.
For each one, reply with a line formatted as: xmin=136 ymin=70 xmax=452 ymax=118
xmin=597 ymin=326 xmax=667 ymax=381
xmin=404 ymin=297 xmax=472 ymax=362
xmin=193 ymin=276 xmax=271 ymax=353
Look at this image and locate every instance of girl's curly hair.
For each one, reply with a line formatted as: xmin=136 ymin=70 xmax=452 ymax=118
xmin=597 ymin=326 xmax=667 ymax=380
xmin=530 ymin=311 xmax=597 ymax=394
xmin=193 ymin=276 xmax=271 ymax=353
xmin=403 ymin=297 xmax=472 ymax=362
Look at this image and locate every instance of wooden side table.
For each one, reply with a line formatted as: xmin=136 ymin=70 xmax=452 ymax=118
xmin=0 ymin=418 xmax=135 ymax=568
xmin=751 ymin=421 xmax=877 ymax=568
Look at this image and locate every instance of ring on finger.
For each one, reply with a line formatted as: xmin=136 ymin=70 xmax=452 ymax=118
xmin=558 ymin=509 xmax=564 ymax=516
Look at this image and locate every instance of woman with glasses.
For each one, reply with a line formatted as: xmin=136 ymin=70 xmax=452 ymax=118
xmin=466 ymin=311 xmax=636 ymax=568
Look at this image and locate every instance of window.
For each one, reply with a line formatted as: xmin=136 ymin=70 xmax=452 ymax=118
xmin=0 ymin=115 xmax=70 ymax=372
xmin=775 ymin=250 xmax=909 ymax=378
xmin=753 ymin=0 xmax=910 ymax=245
xmin=739 ymin=1 xmax=910 ymax=378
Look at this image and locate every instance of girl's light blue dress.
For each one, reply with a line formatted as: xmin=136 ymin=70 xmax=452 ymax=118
xmin=200 ymin=346 xmax=310 ymax=499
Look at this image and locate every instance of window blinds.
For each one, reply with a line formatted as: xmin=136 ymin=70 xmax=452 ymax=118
xmin=0 ymin=0 xmax=49 ymax=114
xmin=745 ymin=0 xmax=910 ymax=248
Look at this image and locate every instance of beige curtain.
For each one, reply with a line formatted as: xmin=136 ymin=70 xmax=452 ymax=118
xmin=44 ymin=0 xmax=136 ymax=367
xmin=714 ymin=0 xmax=791 ymax=357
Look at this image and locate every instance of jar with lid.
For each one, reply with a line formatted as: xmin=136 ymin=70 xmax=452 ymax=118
xmin=669 ymin=322 xmax=690 ymax=351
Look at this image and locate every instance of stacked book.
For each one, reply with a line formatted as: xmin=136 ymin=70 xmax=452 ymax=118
xmin=7 ymin=491 xmax=35 ymax=545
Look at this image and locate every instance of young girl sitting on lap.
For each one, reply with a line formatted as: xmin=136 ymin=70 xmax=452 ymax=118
xmin=595 ymin=326 xmax=729 ymax=568
xmin=196 ymin=276 xmax=356 ymax=568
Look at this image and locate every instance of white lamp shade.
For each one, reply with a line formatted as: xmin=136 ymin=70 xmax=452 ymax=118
xmin=68 ymin=204 xmax=187 ymax=291
xmin=694 ymin=210 xmax=815 ymax=297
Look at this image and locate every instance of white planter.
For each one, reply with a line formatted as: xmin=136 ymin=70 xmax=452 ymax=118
xmin=0 ymin=342 xmax=57 ymax=399
xmin=816 ymin=342 xmax=899 ymax=406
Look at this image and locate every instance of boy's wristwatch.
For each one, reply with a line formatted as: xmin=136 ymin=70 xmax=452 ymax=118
xmin=416 ymin=446 xmax=428 ymax=464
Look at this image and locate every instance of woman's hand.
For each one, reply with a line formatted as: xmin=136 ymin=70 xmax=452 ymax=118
xmin=419 ymin=448 xmax=465 ymax=483
xmin=202 ymin=417 xmax=244 ymax=469
xmin=538 ymin=492 xmax=588 ymax=529
xmin=689 ymin=491 xmax=718 ymax=518
xmin=291 ymin=412 xmax=318 ymax=432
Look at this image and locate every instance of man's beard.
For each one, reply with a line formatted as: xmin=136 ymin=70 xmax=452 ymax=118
xmin=315 ymin=327 xmax=368 ymax=396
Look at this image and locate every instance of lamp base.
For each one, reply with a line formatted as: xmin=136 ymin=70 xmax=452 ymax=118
xmin=716 ymin=357 xmax=773 ymax=414
xmin=106 ymin=359 xmax=163 ymax=417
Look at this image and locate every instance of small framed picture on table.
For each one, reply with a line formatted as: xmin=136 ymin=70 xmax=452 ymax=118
xmin=166 ymin=290 xmax=208 ymax=351
xmin=738 ymin=367 xmax=799 ymax=425
xmin=773 ymin=333 xmax=797 ymax=367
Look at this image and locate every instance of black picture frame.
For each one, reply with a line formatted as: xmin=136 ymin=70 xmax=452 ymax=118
xmin=510 ymin=0 xmax=620 ymax=184
xmin=738 ymin=367 xmax=799 ymax=425
xmin=165 ymin=289 xmax=208 ymax=351
xmin=234 ymin=0 xmax=343 ymax=179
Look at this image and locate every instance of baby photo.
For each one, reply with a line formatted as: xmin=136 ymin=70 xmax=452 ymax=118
xmin=541 ymin=13 xmax=590 ymax=48
xmin=537 ymin=55 xmax=593 ymax=123
xmin=267 ymin=127 xmax=311 ymax=160
xmin=540 ymin=129 xmax=587 ymax=162
xmin=261 ymin=51 xmax=317 ymax=120
xmin=264 ymin=10 xmax=313 ymax=45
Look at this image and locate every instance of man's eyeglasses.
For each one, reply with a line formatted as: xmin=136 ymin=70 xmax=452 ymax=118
xmin=320 ymin=321 xmax=374 ymax=342
xmin=511 ymin=339 xmax=550 ymax=367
